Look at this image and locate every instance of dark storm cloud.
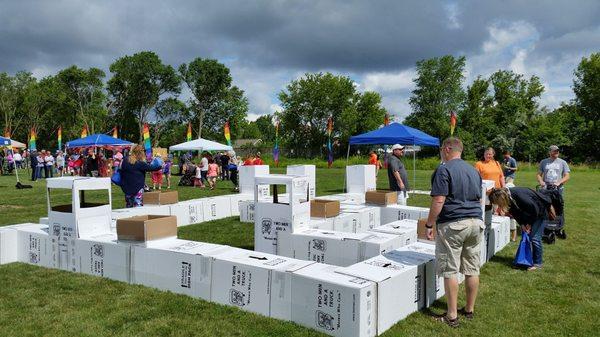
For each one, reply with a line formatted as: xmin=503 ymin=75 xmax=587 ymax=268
xmin=0 ymin=0 xmax=598 ymax=74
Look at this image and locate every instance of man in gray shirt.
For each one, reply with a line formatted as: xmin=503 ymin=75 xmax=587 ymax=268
xmin=537 ymin=145 xmax=570 ymax=191
xmin=426 ymin=137 xmax=483 ymax=327
xmin=387 ymin=144 xmax=410 ymax=205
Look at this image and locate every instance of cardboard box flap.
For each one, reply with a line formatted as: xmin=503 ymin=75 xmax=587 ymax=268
xmin=143 ymin=191 xmax=179 ymax=205
xmin=337 ymin=256 xmax=414 ymax=282
xmin=292 ymin=263 xmax=375 ymax=288
xmin=365 ymin=190 xmax=398 ymax=205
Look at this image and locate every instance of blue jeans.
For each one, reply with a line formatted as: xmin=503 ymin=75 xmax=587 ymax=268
xmin=530 ymin=218 xmax=546 ymax=266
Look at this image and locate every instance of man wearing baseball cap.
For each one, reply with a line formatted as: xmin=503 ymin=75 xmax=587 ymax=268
xmin=537 ymin=145 xmax=570 ymax=192
xmin=387 ymin=144 xmax=410 ymax=205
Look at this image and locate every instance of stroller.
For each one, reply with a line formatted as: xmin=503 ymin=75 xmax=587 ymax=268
xmin=178 ymin=164 xmax=196 ymax=187
xmin=537 ymin=185 xmax=566 ymax=244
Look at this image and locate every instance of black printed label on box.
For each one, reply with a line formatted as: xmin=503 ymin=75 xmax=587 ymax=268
xmin=181 ymin=261 xmax=192 ymax=288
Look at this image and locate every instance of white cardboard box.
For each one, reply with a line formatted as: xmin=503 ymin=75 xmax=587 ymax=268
xmin=287 ymin=165 xmax=316 ymax=199
xmin=309 ymin=217 xmax=335 ymax=231
xmin=74 ymin=233 xmax=131 ymax=282
xmin=323 ymin=193 xmax=366 ymax=205
xmin=379 ymin=205 xmax=428 ymax=225
xmin=345 ymin=165 xmax=376 ymax=195
xmin=227 ymin=193 xmax=253 ymax=217
xmin=292 ymin=229 xmax=368 ymax=267
xmin=370 ymin=220 xmax=418 ymax=247
xmin=361 ymin=232 xmax=404 ymax=260
xmin=336 ymin=252 xmax=430 ymax=334
xmin=111 ymin=205 xmax=172 ymax=230
xmin=254 ymin=175 xmax=311 ymax=255
xmin=0 ymin=227 xmax=18 ymax=264
xmin=39 ymin=217 xmax=49 ymax=225
xmin=202 ymin=196 xmax=232 ymax=221
xmin=131 ymin=239 xmax=234 ymax=300
xmin=169 ymin=199 xmax=204 ymax=227
xmin=291 ymin=263 xmax=376 ymax=337
xmin=338 ymin=205 xmax=381 ymax=231
xmin=239 ymin=165 xmax=270 ymax=196
xmin=239 ymin=200 xmax=255 ymax=223
xmin=211 ymin=249 xmax=314 ymax=319
xmin=13 ymin=223 xmax=56 ymax=268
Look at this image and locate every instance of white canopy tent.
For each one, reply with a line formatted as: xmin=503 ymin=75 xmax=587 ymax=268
xmin=168 ymin=138 xmax=233 ymax=152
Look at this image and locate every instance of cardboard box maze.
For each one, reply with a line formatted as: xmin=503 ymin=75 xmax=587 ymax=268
xmin=0 ymin=169 xmax=512 ymax=337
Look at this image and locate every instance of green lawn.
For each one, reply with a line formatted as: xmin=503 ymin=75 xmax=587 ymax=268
xmin=0 ymin=167 xmax=599 ymax=336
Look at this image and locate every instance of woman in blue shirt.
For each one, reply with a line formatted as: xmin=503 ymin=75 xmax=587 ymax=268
xmin=119 ymin=145 xmax=162 ymax=208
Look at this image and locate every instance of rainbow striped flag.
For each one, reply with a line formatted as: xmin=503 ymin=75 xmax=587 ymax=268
xmin=224 ymin=121 xmax=231 ymax=146
xmin=57 ymin=126 xmax=62 ymax=150
xmin=81 ymin=125 xmax=88 ymax=138
xmin=29 ymin=128 xmax=37 ymax=151
xmin=112 ymin=126 xmax=118 ymax=138
xmin=327 ymin=117 xmax=333 ymax=168
xmin=143 ymin=123 xmax=152 ymax=161
xmin=186 ymin=122 xmax=192 ymax=141
xmin=273 ymin=121 xmax=280 ymax=167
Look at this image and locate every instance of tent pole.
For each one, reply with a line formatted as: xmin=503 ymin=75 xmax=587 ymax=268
xmin=344 ymin=144 xmax=351 ymax=193
xmin=413 ymin=142 xmax=416 ymax=192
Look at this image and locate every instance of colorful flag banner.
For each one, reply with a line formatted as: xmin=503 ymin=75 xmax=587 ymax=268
xmin=81 ymin=125 xmax=88 ymax=138
xmin=384 ymin=113 xmax=390 ymax=126
xmin=450 ymin=111 xmax=457 ymax=135
xmin=29 ymin=128 xmax=37 ymax=151
xmin=224 ymin=121 xmax=231 ymax=146
xmin=57 ymin=126 xmax=62 ymax=150
xmin=143 ymin=123 xmax=152 ymax=161
xmin=186 ymin=122 xmax=192 ymax=141
xmin=112 ymin=126 xmax=118 ymax=138
xmin=273 ymin=121 xmax=280 ymax=167
xmin=327 ymin=117 xmax=333 ymax=168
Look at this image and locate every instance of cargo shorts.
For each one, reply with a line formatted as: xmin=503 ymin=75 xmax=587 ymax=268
xmin=435 ymin=218 xmax=485 ymax=278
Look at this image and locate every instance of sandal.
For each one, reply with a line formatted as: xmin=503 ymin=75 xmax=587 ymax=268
xmin=458 ymin=308 xmax=474 ymax=320
xmin=433 ymin=314 xmax=459 ymax=328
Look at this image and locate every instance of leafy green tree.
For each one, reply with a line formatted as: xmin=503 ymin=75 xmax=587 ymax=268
xmin=405 ymin=55 xmax=466 ymax=140
xmin=278 ymin=72 xmax=385 ymax=157
xmin=108 ymin=51 xmax=181 ymax=142
xmin=179 ymin=58 xmax=247 ymax=139
xmin=241 ymin=121 xmax=261 ymax=139
xmin=573 ymin=52 xmax=600 ymax=161
xmin=0 ymin=71 xmax=35 ymax=138
xmin=254 ymin=114 xmax=275 ymax=142
xmin=153 ymin=98 xmax=189 ymax=147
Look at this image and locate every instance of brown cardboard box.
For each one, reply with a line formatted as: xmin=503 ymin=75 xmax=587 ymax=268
xmin=143 ymin=190 xmax=179 ymax=205
xmin=365 ymin=190 xmax=398 ymax=205
xmin=417 ymin=218 xmax=436 ymax=240
xmin=116 ymin=215 xmax=177 ymax=241
xmin=310 ymin=199 xmax=341 ymax=218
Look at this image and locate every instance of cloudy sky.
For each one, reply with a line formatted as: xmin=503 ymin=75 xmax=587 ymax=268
xmin=1 ymin=0 xmax=598 ymax=121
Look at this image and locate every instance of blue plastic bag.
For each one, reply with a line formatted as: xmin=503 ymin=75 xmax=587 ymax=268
xmin=514 ymin=232 xmax=534 ymax=267
xmin=111 ymin=165 xmax=122 ymax=186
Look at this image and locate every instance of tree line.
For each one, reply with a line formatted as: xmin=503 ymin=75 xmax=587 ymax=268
xmin=1 ymin=51 xmax=598 ymax=163
xmin=0 ymin=51 xmax=253 ymax=149
xmin=404 ymin=53 xmax=600 ymax=163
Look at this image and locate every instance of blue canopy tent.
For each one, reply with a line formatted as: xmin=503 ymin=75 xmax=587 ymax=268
xmin=346 ymin=123 xmax=440 ymax=191
xmin=0 ymin=136 xmax=11 ymax=147
xmin=66 ymin=134 xmax=133 ymax=150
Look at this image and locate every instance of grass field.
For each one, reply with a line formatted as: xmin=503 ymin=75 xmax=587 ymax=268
xmin=0 ymin=167 xmax=599 ymax=336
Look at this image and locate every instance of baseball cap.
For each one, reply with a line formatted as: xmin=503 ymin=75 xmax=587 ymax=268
xmin=549 ymin=145 xmax=560 ymax=152
xmin=391 ymin=144 xmax=405 ymax=151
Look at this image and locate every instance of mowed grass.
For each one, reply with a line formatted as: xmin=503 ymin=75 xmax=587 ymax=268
xmin=1 ymin=167 xmax=599 ymax=336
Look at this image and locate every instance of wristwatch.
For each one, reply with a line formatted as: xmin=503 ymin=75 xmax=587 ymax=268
xmin=425 ymin=223 xmax=433 ymax=229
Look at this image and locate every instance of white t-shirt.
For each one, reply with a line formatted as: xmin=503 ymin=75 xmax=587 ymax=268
xmin=13 ymin=153 xmax=22 ymax=161
xmin=45 ymin=155 xmax=55 ymax=166
xmin=195 ymin=166 xmax=202 ymax=179
xmin=56 ymin=155 xmax=65 ymax=167
xmin=200 ymin=157 xmax=209 ymax=171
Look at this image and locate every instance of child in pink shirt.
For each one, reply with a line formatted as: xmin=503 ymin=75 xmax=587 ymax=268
xmin=207 ymin=159 xmax=220 ymax=190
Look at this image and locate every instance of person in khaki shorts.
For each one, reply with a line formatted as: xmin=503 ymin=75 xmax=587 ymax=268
xmin=426 ymin=137 xmax=484 ymax=328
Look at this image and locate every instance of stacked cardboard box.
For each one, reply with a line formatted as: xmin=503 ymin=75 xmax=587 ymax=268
xmin=291 ymin=263 xmax=376 ymax=337
xmin=345 ymin=165 xmax=376 ymax=194
xmin=12 ymin=223 xmax=56 ymax=268
xmin=239 ymin=165 xmax=270 ymax=196
xmin=74 ymin=232 xmax=131 ymax=282
xmin=287 ymin=165 xmax=316 ymax=199
xmin=0 ymin=227 xmax=18 ymax=265
xmin=379 ymin=205 xmax=429 ymax=225
xmin=370 ymin=219 xmax=418 ymax=247
xmin=290 ymin=229 xmax=403 ymax=267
